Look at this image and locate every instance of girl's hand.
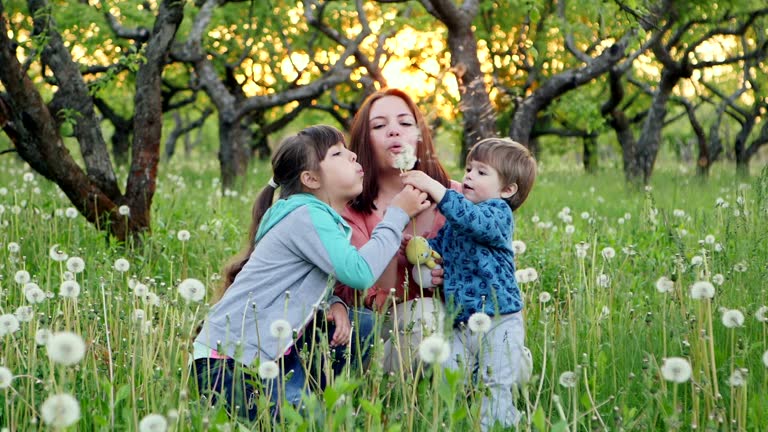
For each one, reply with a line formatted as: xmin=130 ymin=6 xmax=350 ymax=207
xmin=327 ymin=302 xmax=351 ymax=347
xmin=399 ymin=234 xmax=413 ymax=256
xmin=391 ymin=185 xmax=430 ymax=218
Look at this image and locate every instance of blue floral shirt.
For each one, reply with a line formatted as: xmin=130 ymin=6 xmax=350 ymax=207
xmin=429 ymin=190 xmax=522 ymax=324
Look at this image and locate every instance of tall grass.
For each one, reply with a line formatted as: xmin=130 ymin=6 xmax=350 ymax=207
xmin=1 ymin=156 xmax=766 ymax=431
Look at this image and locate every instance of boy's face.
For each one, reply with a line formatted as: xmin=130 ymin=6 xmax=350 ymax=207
xmin=462 ymin=160 xmax=516 ymax=204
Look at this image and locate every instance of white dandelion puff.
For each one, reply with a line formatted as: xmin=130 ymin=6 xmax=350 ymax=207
xmin=690 ymin=255 xmax=703 ymax=266
xmin=559 ymin=371 xmax=578 ymax=388
xmin=36 ymin=329 xmax=52 ymax=346
xmin=133 ymin=283 xmax=149 ymax=298
xmin=258 ymin=361 xmax=280 ymax=380
xmin=690 ymin=281 xmax=715 ymax=300
xmin=763 ymin=350 xmax=768 ymax=368
xmin=596 ymin=274 xmax=611 ymax=288
xmin=47 ymin=331 xmax=86 ymax=366
xmin=269 ymin=319 xmax=292 ymax=340
xmin=48 ymin=244 xmax=68 ymax=262
xmin=712 ymin=274 xmax=724 ymax=285
xmin=178 ymin=278 xmax=206 ymax=303
xmin=14 ymin=306 xmax=34 ymax=322
xmin=0 ymin=367 xmax=13 ymax=389
xmin=728 ymin=369 xmax=747 ymax=387
xmin=714 ymin=243 xmax=723 ymax=252
xmin=133 ymin=309 xmax=146 ymax=322
xmin=601 ymin=247 xmax=616 ymax=260
xmin=114 ymin=258 xmax=130 ymax=273
xmin=59 ymin=281 xmax=81 ymax=299
xmin=393 ymin=145 xmax=417 ymax=171
xmin=673 ymin=209 xmax=686 ymax=218
xmin=63 ymin=271 xmax=75 ymax=281
xmin=64 ymin=207 xmax=78 ymax=219
xmin=65 ymin=257 xmax=85 ymax=274
xmin=118 ymin=205 xmax=130 ymax=216
xmin=14 ymin=270 xmax=31 ymax=284
xmin=704 ymin=234 xmax=715 ymax=244
xmin=468 ymin=312 xmax=492 ymax=334
xmin=564 ymin=224 xmax=575 ymax=235
xmin=656 ymin=276 xmax=674 ymax=294
xmin=23 ymin=282 xmax=40 ymax=295
xmin=721 ymin=309 xmax=745 ymax=328
xmin=40 ymin=393 xmax=80 ymax=428
xmin=515 ymin=269 xmax=528 ymax=283
xmin=733 ymin=262 xmax=748 ymax=273
xmin=538 ymin=291 xmax=552 ymax=303
xmin=418 ymin=334 xmax=451 ymax=364
xmin=756 ymin=306 xmax=768 ymax=323
xmin=8 ymin=242 xmax=20 ymax=253
xmin=660 ymin=357 xmax=692 ymax=383
xmin=512 ymin=240 xmax=526 ymax=255
xmin=177 ymin=230 xmax=191 ymax=242
xmin=0 ymin=314 xmax=20 ymax=336
xmin=25 ymin=285 xmax=46 ymax=304
xmin=138 ymin=413 xmax=168 ymax=432
xmin=580 ymin=211 xmax=590 ymax=220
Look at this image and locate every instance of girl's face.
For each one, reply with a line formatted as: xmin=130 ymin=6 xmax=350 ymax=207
xmin=368 ymin=95 xmax=420 ymax=172
xmin=318 ymin=142 xmax=364 ymax=202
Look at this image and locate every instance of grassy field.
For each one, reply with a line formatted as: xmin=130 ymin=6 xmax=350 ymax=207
xmin=1 ymin=155 xmax=767 ymax=431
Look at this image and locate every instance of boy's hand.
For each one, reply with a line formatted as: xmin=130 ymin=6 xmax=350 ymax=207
xmin=401 ymin=171 xmax=446 ymax=203
xmin=327 ymin=303 xmax=351 ymax=347
xmin=391 ymin=185 xmax=430 ymax=218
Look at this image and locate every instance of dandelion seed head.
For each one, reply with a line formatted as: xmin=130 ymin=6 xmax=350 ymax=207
xmin=14 ymin=270 xmax=30 ymax=284
xmin=177 ymin=278 xmax=205 ymax=303
xmin=524 ymin=268 xmax=538 ymax=283
xmin=690 ymin=281 xmax=715 ymax=300
xmin=59 ymin=281 xmax=81 ymax=299
xmin=515 ymin=269 xmax=528 ymax=283
xmin=712 ymin=274 xmax=724 ymax=285
xmin=512 ymin=240 xmax=526 ymax=255
xmin=704 ymin=235 xmax=715 ymax=244
xmin=660 ymin=357 xmax=692 ymax=383
xmin=601 ymin=247 xmax=616 ymax=260
xmin=36 ymin=329 xmax=52 ymax=346
xmin=40 ymin=393 xmax=80 ymax=428
xmin=656 ymin=276 xmax=674 ymax=294
xmin=733 ymin=262 xmax=748 ymax=273
xmin=65 ymin=257 xmax=85 ymax=273
xmin=728 ymin=369 xmax=747 ymax=387
xmin=138 ymin=413 xmax=168 ymax=432
xmin=14 ymin=306 xmax=34 ymax=322
xmin=392 ymin=145 xmax=417 ymax=170
xmin=25 ymin=285 xmax=46 ymax=304
xmin=133 ymin=283 xmax=149 ymax=297
xmin=48 ymin=244 xmax=68 ymax=261
xmin=418 ymin=334 xmax=451 ymax=364
xmin=8 ymin=242 xmax=20 ymax=253
xmin=756 ymin=306 xmax=768 ymax=323
xmin=118 ymin=205 xmax=130 ymax=216
xmin=0 ymin=314 xmax=20 ymax=336
xmin=468 ymin=312 xmax=492 ymax=334
xmin=596 ymin=274 xmax=610 ymax=288
xmin=721 ymin=309 xmax=745 ymax=328
xmin=114 ymin=258 xmax=130 ymax=273
xmin=47 ymin=331 xmax=86 ymax=366
xmin=763 ymin=350 xmax=768 ymax=368
xmin=691 ymin=255 xmax=703 ymax=266
xmin=559 ymin=371 xmax=578 ymax=388
xmin=565 ymin=224 xmax=575 ymax=234
xmin=258 ymin=361 xmax=280 ymax=380
xmin=64 ymin=207 xmax=78 ymax=219
xmin=177 ymin=230 xmax=191 ymax=242
xmin=538 ymin=291 xmax=551 ymax=303
xmin=269 ymin=319 xmax=292 ymax=339
xmin=0 ymin=367 xmax=13 ymax=389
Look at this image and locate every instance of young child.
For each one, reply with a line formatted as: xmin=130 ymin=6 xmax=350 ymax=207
xmin=400 ymin=137 xmax=537 ymax=430
xmin=193 ymin=125 xmax=429 ymax=420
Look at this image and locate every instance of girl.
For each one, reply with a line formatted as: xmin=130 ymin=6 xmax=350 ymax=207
xmin=193 ymin=125 xmax=429 ymax=420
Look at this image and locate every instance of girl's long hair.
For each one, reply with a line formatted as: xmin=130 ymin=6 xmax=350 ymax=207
xmin=349 ymin=88 xmax=450 ymax=214
xmin=212 ymin=125 xmax=345 ymax=302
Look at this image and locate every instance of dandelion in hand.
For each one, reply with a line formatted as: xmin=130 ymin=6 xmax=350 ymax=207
xmin=660 ymin=357 xmax=692 ymax=383
xmin=393 ymin=144 xmax=417 ymax=171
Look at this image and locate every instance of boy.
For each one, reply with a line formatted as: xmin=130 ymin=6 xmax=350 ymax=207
xmin=400 ymin=137 xmax=536 ymax=430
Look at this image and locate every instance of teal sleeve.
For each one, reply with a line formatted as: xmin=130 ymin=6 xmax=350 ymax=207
xmin=307 ymin=205 xmax=409 ymax=290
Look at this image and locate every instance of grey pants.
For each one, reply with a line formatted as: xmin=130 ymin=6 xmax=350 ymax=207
xmin=443 ymin=312 xmax=532 ymax=431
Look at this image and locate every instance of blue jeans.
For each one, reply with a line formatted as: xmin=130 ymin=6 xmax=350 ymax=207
xmin=193 ymin=306 xmax=373 ymax=420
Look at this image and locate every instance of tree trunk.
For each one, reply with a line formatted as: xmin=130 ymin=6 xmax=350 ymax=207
xmin=218 ymin=114 xmax=251 ymax=189
xmin=583 ymin=136 xmax=598 ymax=173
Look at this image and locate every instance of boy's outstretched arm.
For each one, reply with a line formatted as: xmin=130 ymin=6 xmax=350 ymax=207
xmin=436 ymin=190 xmax=513 ymax=246
xmin=401 ymin=171 xmax=446 ymax=203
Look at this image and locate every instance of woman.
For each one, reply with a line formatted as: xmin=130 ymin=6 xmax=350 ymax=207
xmin=335 ymin=89 xmax=462 ymax=374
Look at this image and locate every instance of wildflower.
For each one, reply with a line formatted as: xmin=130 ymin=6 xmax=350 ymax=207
xmin=138 ymin=414 xmax=168 ymax=432
xmin=690 ymin=281 xmax=715 ymax=300
xmin=133 ymin=283 xmax=149 ymax=298
xmin=565 ymin=225 xmax=575 ymax=234
xmin=531 ymin=215 xmax=540 ymax=223
xmin=145 ymin=292 xmax=161 ymax=307
xmin=0 ymin=314 xmax=20 ymax=336
xmin=418 ymin=334 xmax=451 ymax=364
xmin=59 ymin=281 xmax=81 ymax=299
xmin=704 ymin=235 xmax=715 ymax=244
xmin=580 ymin=212 xmax=590 ymax=220
xmin=25 ymin=285 xmax=46 ymax=304
xmin=14 ymin=270 xmax=31 ymax=284
xmin=40 ymin=393 xmax=80 ymax=428
xmin=133 ymin=309 xmax=146 ymax=322
xmin=64 ymin=207 xmax=78 ymax=219
xmin=558 ymin=371 xmax=578 ymax=388
xmin=178 ymin=278 xmax=206 ymax=303
xmin=660 ymin=357 xmax=692 ymax=383
xmin=15 ymin=306 xmax=34 ymax=322
xmin=763 ymin=350 xmax=768 ymax=367
xmin=538 ymin=291 xmax=551 ymax=303
xmin=601 ymin=247 xmax=616 ymax=260
xmin=756 ymin=306 xmax=768 ymax=323
xmin=673 ymin=209 xmax=685 ymax=218
xmin=392 ymin=145 xmax=417 ymax=170
xmin=656 ymin=276 xmax=674 ymax=294
xmin=63 ymin=271 xmax=75 ymax=281
xmin=7 ymin=242 xmax=20 ymax=253
xmin=728 ymin=369 xmax=747 ymax=387
xmin=515 ymin=269 xmax=528 ymax=283
xmin=47 ymin=331 xmax=86 ymax=366
xmin=512 ymin=240 xmax=526 ymax=255
xmin=258 ymin=361 xmax=280 ymax=380
xmin=575 ymin=242 xmax=589 ymax=259
xmin=114 ymin=258 xmax=130 ymax=273
xmin=468 ymin=312 xmax=492 ymax=334
xmin=721 ymin=309 xmax=745 ymax=328
xmin=269 ymin=319 xmax=292 ymax=339
xmin=65 ymin=257 xmax=85 ymax=274
xmin=23 ymin=172 xmax=34 ymax=182
xmin=712 ymin=274 xmax=724 ymax=285
xmin=733 ymin=262 xmax=748 ymax=273
xmin=0 ymin=366 xmax=13 ymax=389
xmin=118 ymin=205 xmax=130 ymax=216
xmin=596 ymin=274 xmax=610 ymax=288
xmin=524 ymin=268 xmax=538 ymax=283
xmin=177 ymin=230 xmax=191 ymax=242
xmin=49 ymin=244 xmax=68 ymax=261
xmin=36 ymin=329 xmax=52 ymax=346
xmin=617 ymin=217 xmax=625 ymax=224
xmin=690 ymin=255 xmax=703 ymax=266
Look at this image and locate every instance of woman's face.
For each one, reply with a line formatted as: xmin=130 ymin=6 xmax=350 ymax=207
xmin=368 ymin=95 xmax=421 ymax=172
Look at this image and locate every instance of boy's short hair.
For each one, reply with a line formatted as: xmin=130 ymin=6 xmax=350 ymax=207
xmin=466 ymin=137 xmax=537 ymax=211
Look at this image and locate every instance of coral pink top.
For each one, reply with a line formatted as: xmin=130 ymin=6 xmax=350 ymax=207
xmin=336 ymin=181 xmax=462 ymax=311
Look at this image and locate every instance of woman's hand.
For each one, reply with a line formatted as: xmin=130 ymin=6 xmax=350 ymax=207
xmin=430 ymin=258 xmax=444 ymax=286
xmin=391 ymin=185 xmax=430 ymax=218
xmin=327 ymin=302 xmax=351 ymax=347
